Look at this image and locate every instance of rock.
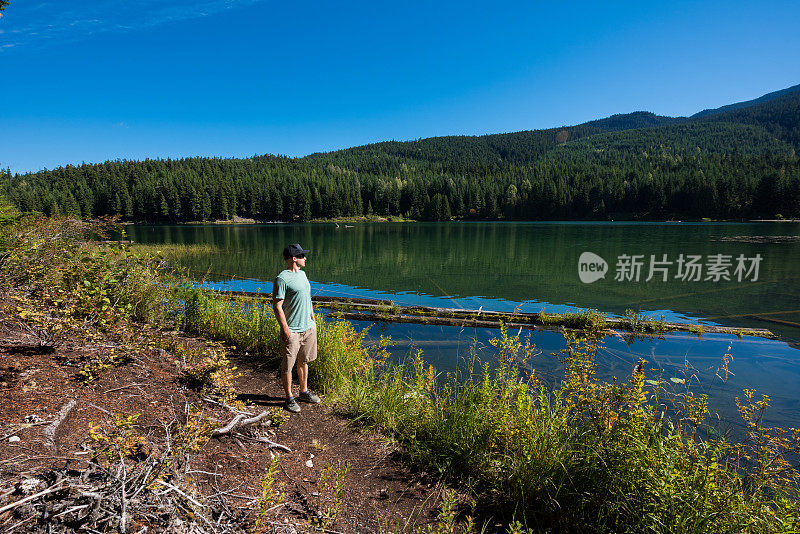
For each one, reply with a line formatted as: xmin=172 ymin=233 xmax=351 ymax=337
xmin=20 ymin=478 xmax=41 ymax=493
xmin=305 ymin=459 xmax=314 ymax=468
xmin=8 ymin=436 xmax=20 ymax=443
xmin=24 ymin=414 xmax=42 ymax=423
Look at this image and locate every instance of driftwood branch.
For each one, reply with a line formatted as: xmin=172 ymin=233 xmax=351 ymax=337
xmin=209 ymin=410 xmax=292 ymax=451
xmin=234 ymin=432 xmax=292 ymax=453
xmin=44 ymin=398 xmax=77 ymax=451
xmin=156 ymin=480 xmax=204 ymax=509
xmin=119 ymin=451 xmax=128 ymax=534
xmin=0 ymin=481 xmax=66 ymax=515
xmin=104 ymin=383 xmax=147 ymax=394
xmin=210 ymin=410 xmax=270 ymax=437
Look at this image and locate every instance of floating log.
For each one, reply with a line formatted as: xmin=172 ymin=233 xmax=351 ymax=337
xmin=205 ymin=289 xmax=776 ymax=339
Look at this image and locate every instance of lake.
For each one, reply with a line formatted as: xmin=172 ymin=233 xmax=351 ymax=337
xmin=128 ymin=221 xmax=800 ymax=428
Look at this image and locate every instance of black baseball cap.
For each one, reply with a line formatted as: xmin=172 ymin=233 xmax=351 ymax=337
xmin=283 ymin=243 xmax=310 ymax=259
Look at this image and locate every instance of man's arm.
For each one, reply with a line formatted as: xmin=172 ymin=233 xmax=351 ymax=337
xmin=273 ymin=299 xmax=292 ymax=340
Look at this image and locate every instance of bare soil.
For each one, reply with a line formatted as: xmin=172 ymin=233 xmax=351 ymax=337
xmin=0 ymin=290 xmax=454 ymax=532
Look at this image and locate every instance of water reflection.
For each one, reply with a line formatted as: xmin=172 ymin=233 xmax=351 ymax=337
xmin=128 ymin=222 xmax=800 ymax=427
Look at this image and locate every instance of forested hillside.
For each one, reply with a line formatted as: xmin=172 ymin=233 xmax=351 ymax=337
xmin=697 ymin=89 xmax=800 ymax=148
xmin=581 ymin=111 xmax=680 ymax=132
xmin=692 ymin=83 xmax=800 ymax=119
xmin=4 ymin=86 xmax=800 ymax=221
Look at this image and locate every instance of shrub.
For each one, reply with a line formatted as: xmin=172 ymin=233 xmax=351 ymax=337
xmin=316 ymin=325 xmax=800 ymax=532
xmin=180 ymin=342 xmax=242 ymax=407
xmin=0 ymin=215 xmax=175 ymax=327
xmin=178 ymin=285 xmax=280 ymax=359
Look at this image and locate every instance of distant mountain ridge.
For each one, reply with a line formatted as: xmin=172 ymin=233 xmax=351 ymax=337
xmin=691 ymin=83 xmax=800 ymax=118
xmin=580 ymin=111 xmax=681 ymax=132
xmin=310 ymin=83 xmax=800 ymax=167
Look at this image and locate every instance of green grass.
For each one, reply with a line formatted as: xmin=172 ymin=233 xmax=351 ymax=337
xmin=536 ymin=307 xmax=608 ymax=330
xmin=129 ymin=242 xmax=220 ymax=259
xmin=623 ymin=308 xmax=669 ymax=333
xmin=178 ymin=286 xmax=281 ymax=360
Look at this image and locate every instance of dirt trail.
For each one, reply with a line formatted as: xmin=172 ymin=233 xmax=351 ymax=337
xmin=0 ymin=297 xmax=446 ymax=532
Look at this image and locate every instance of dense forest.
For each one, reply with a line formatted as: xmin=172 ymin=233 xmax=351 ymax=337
xmin=4 ymin=85 xmax=800 ymax=221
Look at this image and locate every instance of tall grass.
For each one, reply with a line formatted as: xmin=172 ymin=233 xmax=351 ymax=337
xmin=129 ymin=242 xmax=220 ymax=258
xmin=178 ymin=285 xmax=281 ymax=359
xmin=179 ymin=290 xmax=800 ymax=532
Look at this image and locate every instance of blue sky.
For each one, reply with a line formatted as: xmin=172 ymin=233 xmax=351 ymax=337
xmin=1 ymin=0 xmax=799 ymax=173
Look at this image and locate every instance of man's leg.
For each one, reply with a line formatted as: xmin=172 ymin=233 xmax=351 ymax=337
xmin=281 ymin=333 xmax=299 ymax=400
xmin=297 ymin=328 xmax=317 ymax=394
xmin=282 ymin=371 xmax=293 ymax=399
xmin=296 ymin=329 xmax=320 ymax=403
xmin=282 ymin=335 xmax=302 ymax=412
xmin=296 ymin=361 xmax=308 ymax=393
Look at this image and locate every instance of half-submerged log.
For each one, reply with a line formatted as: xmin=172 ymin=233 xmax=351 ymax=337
xmin=206 ymin=289 xmax=776 ymax=339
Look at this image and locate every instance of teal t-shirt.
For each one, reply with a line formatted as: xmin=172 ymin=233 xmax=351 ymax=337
xmin=273 ymin=270 xmax=314 ymax=333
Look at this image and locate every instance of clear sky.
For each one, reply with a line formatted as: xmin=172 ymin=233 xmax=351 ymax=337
xmin=1 ymin=0 xmax=799 ymax=173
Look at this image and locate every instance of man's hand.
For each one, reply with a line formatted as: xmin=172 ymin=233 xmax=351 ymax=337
xmin=274 ymin=298 xmax=292 ymax=341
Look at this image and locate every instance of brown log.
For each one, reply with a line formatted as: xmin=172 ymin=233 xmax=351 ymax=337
xmin=205 ymin=289 xmax=776 ymax=339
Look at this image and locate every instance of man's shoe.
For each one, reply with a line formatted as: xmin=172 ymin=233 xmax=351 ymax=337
xmin=298 ymin=390 xmax=321 ymax=404
xmin=284 ymin=397 xmax=301 ymax=413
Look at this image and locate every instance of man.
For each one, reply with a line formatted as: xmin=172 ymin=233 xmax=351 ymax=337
xmin=273 ymin=243 xmax=321 ymax=412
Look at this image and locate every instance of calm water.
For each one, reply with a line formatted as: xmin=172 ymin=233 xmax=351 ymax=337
xmin=128 ymin=222 xmax=800 ymax=427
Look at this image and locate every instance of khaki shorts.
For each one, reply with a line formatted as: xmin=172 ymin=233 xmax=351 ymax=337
xmin=280 ymin=328 xmax=318 ymax=373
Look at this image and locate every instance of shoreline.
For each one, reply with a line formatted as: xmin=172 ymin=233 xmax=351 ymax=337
xmin=120 ymin=217 xmax=800 ymax=225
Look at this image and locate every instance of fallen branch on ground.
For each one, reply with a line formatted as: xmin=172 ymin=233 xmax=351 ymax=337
xmin=0 ymin=481 xmax=66 ymax=515
xmin=234 ymin=432 xmax=292 ymax=453
xmin=44 ymin=398 xmax=76 ymax=451
xmin=210 ymin=410 xmax=271 ymax=437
